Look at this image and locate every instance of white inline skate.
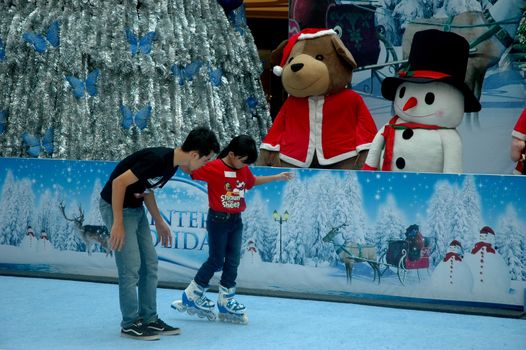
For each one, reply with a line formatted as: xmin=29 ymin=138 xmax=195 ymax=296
xmin=217 ymin=284 xmax=248 ymax=324
xmin=171 ymin=280 xmax=216 ymax=321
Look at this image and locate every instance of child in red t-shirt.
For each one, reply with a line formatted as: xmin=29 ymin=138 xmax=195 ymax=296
xmin=172 ymin=135 xmax=292 ymax=324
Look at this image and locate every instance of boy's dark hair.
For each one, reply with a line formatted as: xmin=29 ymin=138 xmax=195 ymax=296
xmin=181 ymin=127 xmax=220 ymax=157
xmin=218 ymin=135 xmax=258 ymax=164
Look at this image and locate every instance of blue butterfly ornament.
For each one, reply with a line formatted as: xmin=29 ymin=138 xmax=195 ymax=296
xmin=171 ymin=61 xmax=203 ymax=86
xmin=246 ymin=97 xmax=258 ymax=112
xmin=125 ymin=29 xmax=156 ymax=56
xmin=65 ymin=69 xmax=100 ymax=99
xmin=208 ymin=67 xmax=223 ymax=87
xmin=120 ymin=105 xmax=152 ymax=130
xmin=0 ymin=110 xmax=7 ymax=134
xmin=22 ymin=20 xmax=60 ymax=54
xmin=227 ymin=6 xmax=246 ymax=35
xmin=0 ymin=37 xmax=6 ymax=60
xmin=22 ymin=128 xmax=54 ymax=157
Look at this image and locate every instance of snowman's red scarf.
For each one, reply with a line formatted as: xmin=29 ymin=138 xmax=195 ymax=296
xmin=444 ymin=252 xmax=462 ymax=262
xmin=471 ymin=242 xmax=496 ymax=254
xmin=381 ymin=116 xmax=449 ymax=171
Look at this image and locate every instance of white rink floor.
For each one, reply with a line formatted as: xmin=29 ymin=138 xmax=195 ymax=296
xmin=1 ymin=276 xmax=525 ymax=350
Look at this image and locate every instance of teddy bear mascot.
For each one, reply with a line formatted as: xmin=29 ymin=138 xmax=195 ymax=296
xmin=257 ymin=28 xmax=377 ymax=169
xmin=511 ymin=107 xmax=526 ymax=175
xmin=363 ymin=29 xmax=481 ymax=173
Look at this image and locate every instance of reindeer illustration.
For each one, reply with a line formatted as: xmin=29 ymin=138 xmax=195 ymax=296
xmin=323 ymin=223 xmax=380 ymax=284
xmin=59 ymin=202 xmax=112 ymax=256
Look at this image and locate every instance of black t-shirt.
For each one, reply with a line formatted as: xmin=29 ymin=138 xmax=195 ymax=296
xmin=100 ymin=147 xmax=178 ymax=208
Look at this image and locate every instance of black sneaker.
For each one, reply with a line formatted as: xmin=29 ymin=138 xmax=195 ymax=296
xmin=121 ymin=321 xmax=161 ymax=341
xmin=146 ymin=318 xmax=181 ymax=336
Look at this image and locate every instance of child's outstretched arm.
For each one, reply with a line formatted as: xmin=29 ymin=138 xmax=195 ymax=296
xmin=254 ymin=171 xmax=293 ymax=186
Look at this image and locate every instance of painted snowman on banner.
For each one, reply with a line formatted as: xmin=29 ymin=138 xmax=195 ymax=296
xmin=430 ymin=240 xmax=473 ymax=295
xmin=464 ymin=226 xmax=511 ymax=297
xmin=20 ymin=225 xmax=37 ymax=250
xmin=241 ymin=240 xmax=262 ymax=265
xmin=36 ymin=230 xmax=53 ymax=253
xmin=363 ymin=29 xmax=481 ymax=173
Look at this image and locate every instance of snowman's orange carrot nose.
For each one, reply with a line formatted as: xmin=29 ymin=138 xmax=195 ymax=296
xmin=403 ymin=97 xmax=417 ymax=111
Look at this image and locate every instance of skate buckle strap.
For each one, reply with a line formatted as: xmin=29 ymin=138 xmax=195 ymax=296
xmin=226 ymin=299 xmax=245 ymax=311
xmin=196 ymin=295 xmax=214 ymax=308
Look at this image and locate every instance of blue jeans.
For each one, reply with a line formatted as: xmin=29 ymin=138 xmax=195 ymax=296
xmin=194 ymin=209 xmax=243 ymax=289
xmin=99 ymin=199 xmax=158 ymax=328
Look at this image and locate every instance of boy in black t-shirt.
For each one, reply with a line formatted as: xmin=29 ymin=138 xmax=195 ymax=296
xmin=99 ymin=127 xmax=219 ymax=341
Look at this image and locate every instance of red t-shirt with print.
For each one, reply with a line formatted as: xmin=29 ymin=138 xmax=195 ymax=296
xmin=191 ymin=159 xmax=256 ymax=213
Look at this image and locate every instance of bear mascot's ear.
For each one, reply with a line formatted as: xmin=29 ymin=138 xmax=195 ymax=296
xmin=329 ymin=35 xmax=357 ymax=93
xmin=331 ymin=35 xmax=357 ymax=69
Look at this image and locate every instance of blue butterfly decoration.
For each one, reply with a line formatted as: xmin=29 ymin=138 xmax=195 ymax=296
xmin=125 ymin=29 xmax=156 ymax=56
xmin=65 ymin=69 xmax=100 ymax=99
xmin=246 ymin=97 xmax=258 ymax=113
xmin=22 ymin=20 xmax=60 ymax=54
xmin=227 ymin=6 xmax=246 ymax=35
xmin=120 ymin=105 xmax=152 ymax=130
xmin=0 ymin=110 xmax=7 ymax=134
xmin=22 ymin=128 xmax=54 ymax=157
xmin=0 ymin=37 xmax=5 ymax=61
xmin=171 ymin=61 xmax=203 ymax=86
xmin=208 ymin=66 xmax=223 ymax=87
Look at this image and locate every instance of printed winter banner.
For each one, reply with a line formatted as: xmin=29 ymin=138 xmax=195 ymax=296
xmin=0 ymin=157 xmax=525 ymax=312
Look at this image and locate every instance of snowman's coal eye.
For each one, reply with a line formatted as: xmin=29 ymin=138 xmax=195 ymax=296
xmin=399 ymin=86 xmax=406 ymax=98
xmin=425 ymin=92 xmax=435 ymax=105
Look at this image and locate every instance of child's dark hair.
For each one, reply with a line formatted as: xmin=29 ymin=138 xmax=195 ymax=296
xmin=218 ymin=135 xmax=258 ymax=164
xmin=181 ymin=127 xmax=220 ymax=157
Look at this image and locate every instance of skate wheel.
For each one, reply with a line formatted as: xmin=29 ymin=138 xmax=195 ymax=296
xmin=187 ymin=308 xmax=196 ymax=315
xmin=239 ymin=315 xmax=248 ymax=325
xmin=171 ymin=301 xmax=186 ymax=312
xmin=207 ymin=313 xmax=216 ymax=321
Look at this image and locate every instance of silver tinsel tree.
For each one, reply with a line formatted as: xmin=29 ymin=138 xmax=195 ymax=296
xmin=0 ymin=0 xmax=271 ymax=160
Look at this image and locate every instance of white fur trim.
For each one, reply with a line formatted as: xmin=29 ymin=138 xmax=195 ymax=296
xmin=356 ymin=143 xmax=372 ymax=152
xmin=310 ymin=96 xmax=323 ymax=164
xmin=273 ymin=66 xmax=283 ymax=76
xmin=316 ymin=150 xmax=359 ymax=165
xmin=279 ymin=153 xmax=309 ymax=167
xmin=260 ymin=143 xmax=280 ymax=152
xmin=512 ymin=130 xmax=526 ymax=141
xmin=298 ymin=29 xmax=336 ymax=41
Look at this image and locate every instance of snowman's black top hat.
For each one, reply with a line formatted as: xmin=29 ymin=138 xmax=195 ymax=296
xmin=381 ymin=29 xmax=481 ymax=113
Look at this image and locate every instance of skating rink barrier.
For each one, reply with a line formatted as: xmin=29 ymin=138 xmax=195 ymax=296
xmin=0 ymin=157 xmax=525 ymax=317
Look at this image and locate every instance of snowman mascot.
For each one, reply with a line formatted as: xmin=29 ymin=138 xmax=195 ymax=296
xmin=464 ymin=226 xmax=511 ymax=297
xmin=363 ymin=29 xmax=481 ymax=173
xmin=430 ymin=240 xmax=473 ymax=296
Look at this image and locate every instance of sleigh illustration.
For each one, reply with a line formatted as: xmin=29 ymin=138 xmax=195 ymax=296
xmin=379 ymin=235 xmax=435 ymax=285
xmin=324 ymin=223 xmax=436 ymax=285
